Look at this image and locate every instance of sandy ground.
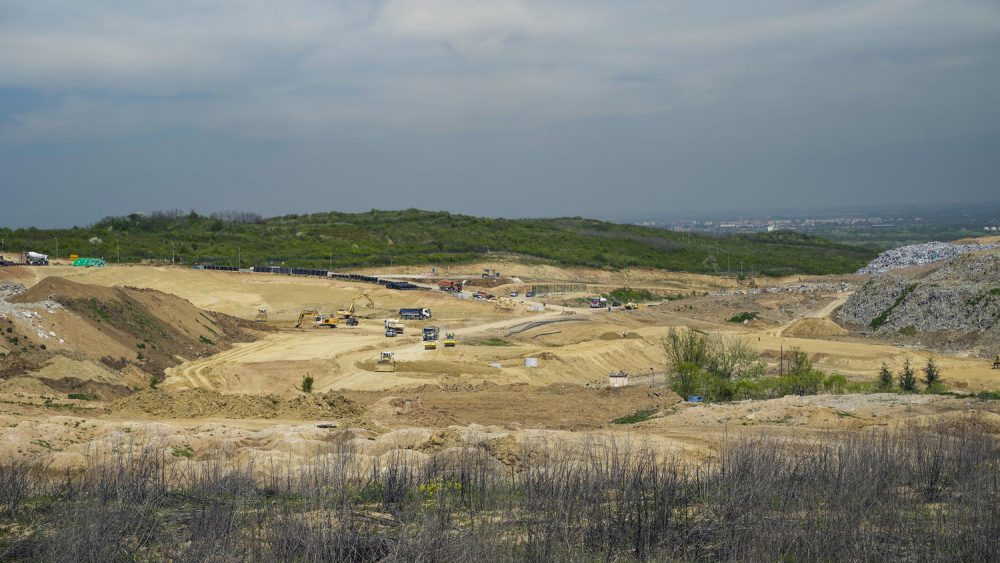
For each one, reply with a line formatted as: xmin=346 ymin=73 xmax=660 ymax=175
xmin=2 ymin=263 xmax=999 ymax=471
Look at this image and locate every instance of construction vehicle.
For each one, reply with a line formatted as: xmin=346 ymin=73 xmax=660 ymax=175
xmin=437 ymin=280 xmax=462 ymax=292
xmin=254 ymin=308 xmax=269 ymax=322
xmin=385 ymin=319 xmax=404 ymax=336
xmin=25 ymin=252 xmax=49 ymax=266
xmin=337 ymin=291 xmax=375 ymax=323
xmin=589 ymin=297 xmax=607 ymax=308
xmin=374 ymin=352 xmax=396 ymax=372
xmin=399 ymin=308 xmax=432 ymax=320
xmin=993 ymin=355 xmax=1000 ymax=369
xmin=482 ymin=268 xmax=501 ymax=278
xmin=423 ymin=326 xmax=439 ymax=341
xmin=509 ymin=290 xmax=519 ymax=297
xmin=624 ymin=302 xmax=640 ymax=310
xmin=443 ymin=332 xmax=456 ymax=347
xmin=295 ymin=309 xmax=322 ymax=328
xmin=315 ymin=315 xmax=338 ymax=329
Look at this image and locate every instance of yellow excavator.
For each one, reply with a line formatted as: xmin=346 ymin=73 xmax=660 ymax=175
xmin=254 ymin=308 xmax=269 ymax=322
xmin=315 ymin=315 xmax=338 ymax=329
xmin=295 ymin=309 xmax=322 ymax=328
xmin=338 ymin=291 xmax=375 ymax=326
xmin=993 ymin=354 xmax=1000 ymax=369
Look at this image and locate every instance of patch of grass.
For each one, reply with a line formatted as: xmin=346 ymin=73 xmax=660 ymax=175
xmin=602 ymin=287 xmax=660 ymax=303
xmin=199 ymin=335 xmax=214 ymax=345
xmin=727 ymin=311 xmax=759 ymax=323
xmin=171 ymin=445 xmax=194 ymax=459
xmin=899 ymin=325 xmax=917 ymax=336
xmin=870 ymin=283 xmax=918 ymax=330
xmin=469 ymin=338 xmax=513 ymax=346
xmin=612 ymin=408 xmax=657 ymax=424
xmin=67 ymin=393 xmax=98 ymax=401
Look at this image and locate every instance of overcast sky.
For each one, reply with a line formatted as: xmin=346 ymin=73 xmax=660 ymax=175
xmin=1 ymin=0 xmax=998 ymax=228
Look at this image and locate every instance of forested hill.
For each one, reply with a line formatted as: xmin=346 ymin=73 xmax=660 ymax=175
xmin=1 ymin=209 xmax=876 ymax=276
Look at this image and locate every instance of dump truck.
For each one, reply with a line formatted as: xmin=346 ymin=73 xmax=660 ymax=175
xmin=399 ymin=308 xmax=431 ymax=320
xmin=437 ymin=280 xmax=461 ymax=292
xmin=423 ymin=326 xmax=439 ymax=341
xmin=384 ymin=319 xmax=404 ymax=336
xmin=254 ymin=308 xmax=269 ymax=323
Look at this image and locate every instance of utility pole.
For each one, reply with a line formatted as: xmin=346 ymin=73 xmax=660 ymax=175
xmin=116 ymin=239 xmax=120 ymax=265
xmin=55 ymin=238 xmax=59 ymax=262
xmin=171 ymin=241 xmax=175 ymax=265
xmin=238 ymin=246 xmax=241 ymax=270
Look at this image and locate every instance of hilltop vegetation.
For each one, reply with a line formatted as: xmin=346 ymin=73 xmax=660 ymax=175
xmin=1 ymin=209 xmax=875 ymax=275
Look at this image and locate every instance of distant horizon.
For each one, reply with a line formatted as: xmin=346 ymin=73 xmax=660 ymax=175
xmin=3 ymin=199 xmax=1000 ymax=231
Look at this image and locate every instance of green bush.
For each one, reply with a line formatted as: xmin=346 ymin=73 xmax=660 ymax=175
xmin=301 ymin=374 xmax=314 ymax=393
xmin=727 ymin=311 xmax=759 ymax=323
xmin=612 ymin=409 xmax=658 ymax=424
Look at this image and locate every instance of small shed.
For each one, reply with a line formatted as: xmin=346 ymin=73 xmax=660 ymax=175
xmin=608 ymin=370 xmax=629 ymax=388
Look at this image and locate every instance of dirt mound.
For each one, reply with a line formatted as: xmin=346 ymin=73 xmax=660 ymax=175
xmin=783 ymin=318 xmax=848 ymax=338
xmin=9 ymin=277 xmax=258 ymax=380
xmin=108 ymin=388 xmax=362 ymax=419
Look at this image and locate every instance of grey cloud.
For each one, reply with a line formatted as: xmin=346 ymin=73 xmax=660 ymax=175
xmin=0 ymin=0 xmax=998 ymax=226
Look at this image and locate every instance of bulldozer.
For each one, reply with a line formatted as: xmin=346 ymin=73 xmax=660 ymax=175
xmin=993 ymin=354 xmax=1000 ymax=369
xmin=254 ymin=308 xmax=269 ymax=322
xmin=443 ymin=332 xmax=456 ymax=347
xmin=295 ymin=309 xmax=322 ymax=328
xmin=338 ymin=291 xmax=375 ymax=324
xmin=624 ymin=302 xmax=640 ymax=310
xmin=374 ymin=352 xmax=396 ymax=372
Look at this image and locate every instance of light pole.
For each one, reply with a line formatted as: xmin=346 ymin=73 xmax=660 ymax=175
xmin=55 ymin=238 xmax=59 ymax=262
xmin=116 ymin=239 xmax=120 ymax=265
xmin=171 ymin=241 xmax=175 ymax=265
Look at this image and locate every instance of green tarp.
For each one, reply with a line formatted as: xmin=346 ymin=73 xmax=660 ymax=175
xmin=72 ymin=258 xmax=106 ymax=267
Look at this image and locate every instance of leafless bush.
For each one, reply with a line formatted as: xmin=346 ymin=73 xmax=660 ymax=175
xmin=1 ymin=420 xmax=998 ymax=561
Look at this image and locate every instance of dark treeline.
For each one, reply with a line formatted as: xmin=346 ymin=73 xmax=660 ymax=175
xmin=0 ymin=209 xmax=875 ymax=275
xmin=1 ymin=420 xmax=996 ymax=561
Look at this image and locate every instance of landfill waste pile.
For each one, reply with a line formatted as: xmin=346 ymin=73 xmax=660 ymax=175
xmin=857 ymin=242 xmax=997 ymax=275
xmin=839 ymin=250 xmax=1000 ymax=354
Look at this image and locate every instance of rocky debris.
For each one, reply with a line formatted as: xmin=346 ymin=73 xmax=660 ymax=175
xmin=709 ymin=282 xmax=853 ymax=297
xmin=857 ymin=242 xmax=998 ymax=274
xmin=838 ymin=250 xmax=1000 ymax=354
xmin=0 ymin=281 xmax=26 ymax=300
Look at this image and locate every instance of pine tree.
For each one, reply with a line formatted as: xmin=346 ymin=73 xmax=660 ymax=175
xmin=899 ymin=359 xmax=917 ymax=392
xmin=922 ymin=358 xmax=941 ymax=390
xmin=878 ymin=363 xmax=894 ymax=391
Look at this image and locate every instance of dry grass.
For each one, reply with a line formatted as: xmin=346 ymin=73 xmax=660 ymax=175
xmin=1 ymin=418 xmax=997 ymax=561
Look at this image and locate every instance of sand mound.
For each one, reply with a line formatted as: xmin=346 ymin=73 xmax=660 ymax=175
xmin=108 ymin=388 xmax=362 ymax=419
xmin=783 ymin=318 xmax=848 ymax=338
